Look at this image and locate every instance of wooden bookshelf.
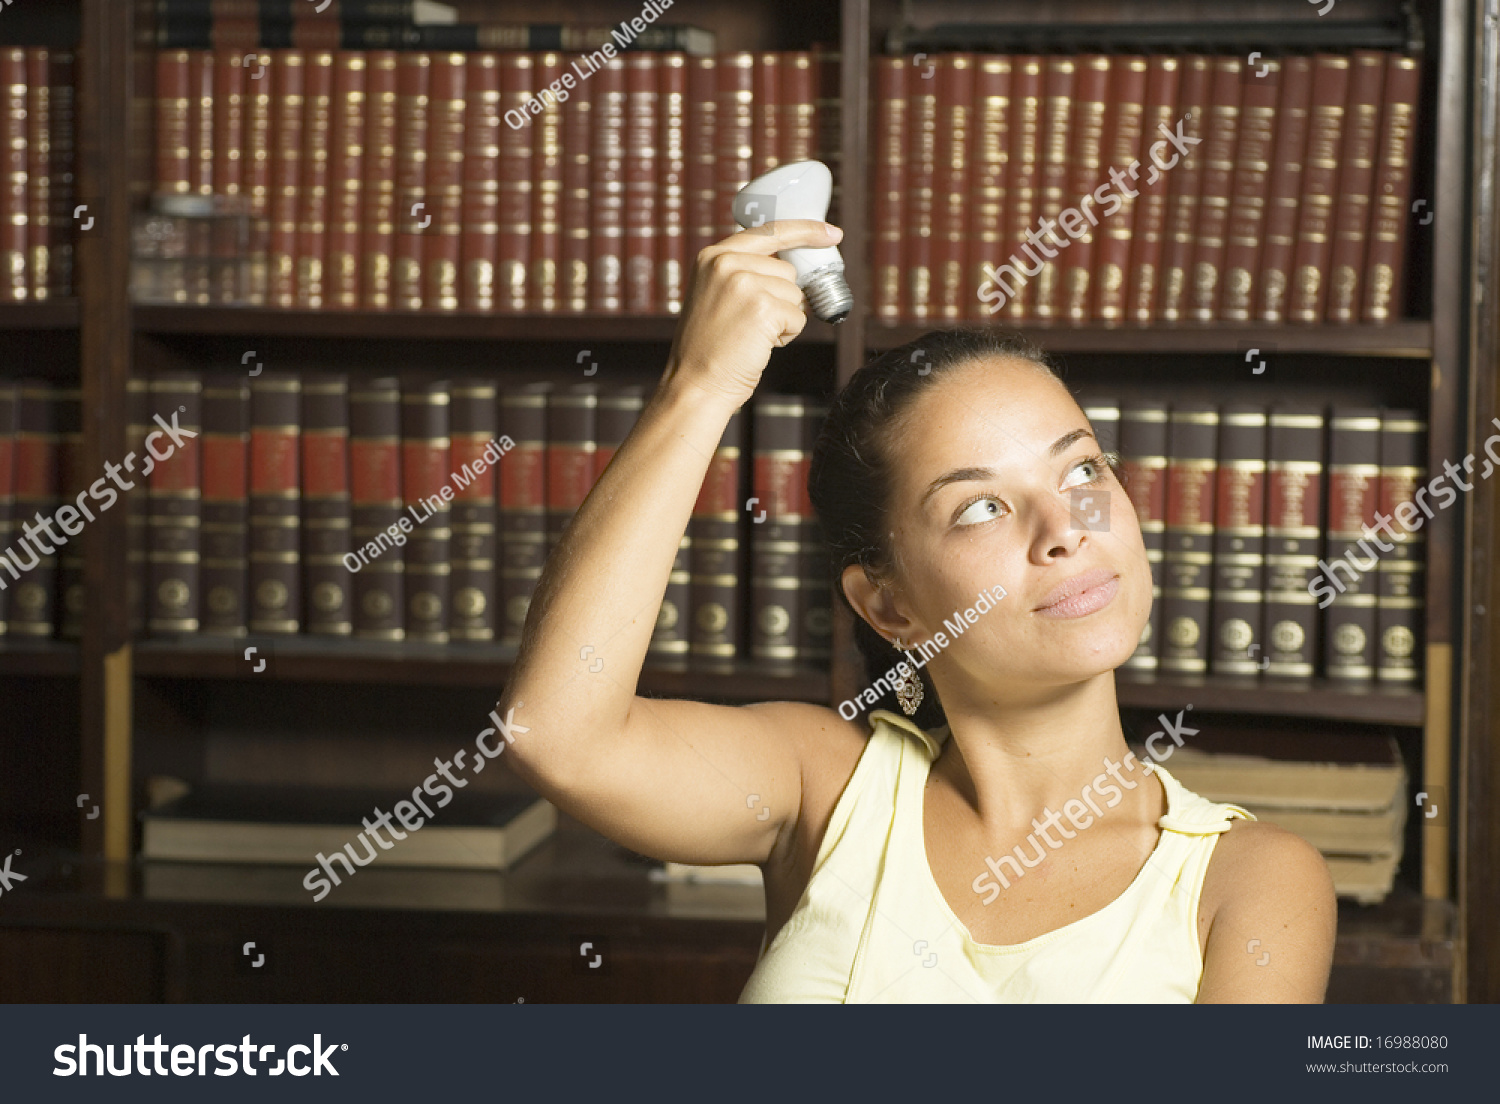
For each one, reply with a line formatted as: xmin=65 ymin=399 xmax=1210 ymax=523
xmin=4 ymin=0 xmax=1492 ymax=1003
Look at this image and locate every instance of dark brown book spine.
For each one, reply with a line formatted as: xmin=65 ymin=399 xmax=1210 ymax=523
xmin=750 ymin=395 xmax=810 ymax=665
xmin=6 ymin=382 xmax=59 ymax=634
xmin=999 ymin=55 xmax=1042 ymax=322
xmin=200 ymin=373 xmax=250 ymax=636
xmin=349 ymin=377 xmax=404 ymax=640
xmin=1187 ymin=56 xmax=1242 ymax=321
xmin=498 ymin=382 xmax=549 ymax=646
xmin=55 ymin=389 xmax=84 ymax=636
xmin=752 ymin=51 xmax=780 ymax=176
xmin=1220 ymin=59 xmax=1280 ymax=322
xmin=294 ymin=49 xmax=333 ymax=308
xmin=1157 ymin=54 xmax=1210 ymax=323
xmin=424 ymin=51 xmax=467 ymax=313
xmin=594 ymin=385 xmax=644 ymax=478
xmin=1364 ymin=56 xmax=1421 ymax=323
xmin=0 ymin=49 xmax=27 ymax=302
xmin=392 ymin=51 xmax=431 ymax=310
xmin=658 ymin=51 xmax=687 ymax=313
xmin=325 ymin=51 xmax=366 ymax=309
xmin=685 ymin=55 xmax=717 ymax=268
xmin=690 ymin=410 xmax=744 ymax=668
xmin=933 ymin=53 xmax=973 ymax=322
xmin=1060 ymin=54 xmax=1110 ymax=323
xmin=401 ymin=380 xmax=451 ymax=641
xmin=1263 ymin=405 xmax=1325 ymax=678
xmin=1124 ymin=55 xmax=1180 ymax=324
xmin=1326 ymin=50 xmax=1387 ymax=323
xmin=529 ymin=51 xmax=565 ymax=313
xmin=359 ymin=50 xmax=399 ymax=309
xmin=1288 ymin=54 xmax=1351 ymax=323
xmin=1257 ymin=55 xmax=1314 ymax=322
xmin=267 ymin=49 xmax=306 ymax=307
xmin=800 ymin=401 xmax=832 ymax=663
xmin=1209 ymin=405 xmax=1268 ymax=674
xmin=561 ymin=53 xmax=592 ymax=312
xmin=872 ymin=56 xmax=906 ymax=322
xmin=449 ymin=380 xmax=498 ymax=641
xmin=965 ymin=54 xmax=1010 ymax=323
xmin=1029 ymin=56 xmax=1076 ymax=322
xmin=44 ymin=50 xmax=75 ymax=298
xmin=1092 ymin=55 xmax=1146 ymax=323
xmin=1158 ymin=405 xmax=1218 ymax=674
xmin=248 ymin=373 xmax=301 ymax=633
xmin=244 ymin=50 xmax=272 ymax=301
xmin=126 ymin=379 xmax=150 ymax=634
xmin=902 ymin=52 xmax=939 ymax=322
xmin=624 ymin=52 xmax=658 ymax=314
xmin=545 ymin=383 xmax=597 ymax=552
xmin=155 ymin=49 xmax=192 ymax=199
xmin=24 ymin=49 xmax=54 ymax=298
xmin=148 ymin=372 xmax=203 ymax=634
xmin=0 ymin=382 xmax=13 ymax=633
xmin=301 ymin=373 xmax=352 ymax=635
xmin=590 ymin=55 xmax=626 ymax=313
xmin=715 ymin=51 xmax=754 ymax=241
xmin=1375 ymin=409 xmax=1426 ymax=682
xmin=1322 ymin=407 xmax=1382 ymax=681
xmin=458 ymin=50 xmax=500 ymax=311
xmin=1120 ymin=401 xmax=1169 ymax=670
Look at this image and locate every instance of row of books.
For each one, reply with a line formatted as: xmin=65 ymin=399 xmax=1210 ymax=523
xmin=0 ymin=48 xmax=76 ymax=303
xmin=1089 ymin=396 xmax=1427 ymax=683
xmin=151 ymin=46 xmax=841 ymax=312
xmin=875 ymin=50 xmax=1422 ymax=326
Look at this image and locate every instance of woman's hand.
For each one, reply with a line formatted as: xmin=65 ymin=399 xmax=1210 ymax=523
xmin=663 ymin=219 xmax=845 ymax=410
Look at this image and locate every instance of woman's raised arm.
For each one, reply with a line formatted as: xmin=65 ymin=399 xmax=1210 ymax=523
xmin=494 ymin=220 xmax=855 ymax=867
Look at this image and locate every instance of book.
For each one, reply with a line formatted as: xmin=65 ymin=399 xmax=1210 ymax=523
xmin=359 ymin=49 xmax=399 ymax=309
xmin=690 ymin=411 xmax=745 ymax=669
xmin=589 ymin=55 xmax=626 ymax=312
xmin=200 ymin=373 xmax=250 ymax=636
xmin=1219 ymin=58 xmax=1280 ymax=322
xmin=560 ymin=51 xmax=592 ymax=312
xmin=685 ymin=54 xmax=717 ymax=268
xmin=1257 ymin=55 xmax=1314 ymax=322
xmin=1120 ymin=399 xmax=1168 ymax=670
xmin=1156 ymin=54 xmax=1209 ymax=323
xmin=624 ymin=52 xmax=658 ymax=313
xmin=658 ymin=50 xmax=687 ymax=313
xmin=872 ymin=56 xmax=906 ymax=321
xmin=1029 ymin=55 xmax=1075 ymax=321
xmin=1323 ymin=407 xmax=1383 ymax=681
xmin=248 ymin=373 xmax=302 ymax=633
xmin=1187 ymin=55 xmax=1242 ymax=321
xmin=1263 ymin=405 xmax=1325 ymax=678
xmin=750 ymin=394 xmax=814 ymax=665
xmin=326 ymin=49 xmax=367 ymax=308
xmin=1208 ymin=405 xmax=1268 ymax=675
xmin=1364 ymin=55 xmax=1422 ymax=323
xmin=1092 ymin=55 xmax=1146 ymax=323
xmin=1060 ymin=53 xmax=1109 ymax=322
xmin=301 ymin=373 xmax=353 ymax=636
xmin=391 ymin=50 xmax=430 ymax=309
xmin=9 ymin=381 xmax=59 ymax=635
xmin=932 ymin=53 xmax=973 ymax=321
xmin=400 ymin=379 xmax=451 ymax=641
xmin=1288 ymin=54 xmax=1352 ymax=323
xmin=423 ymin=49 xmax=466 ymax=312
xmin=294 ymin=49 xmax=335 ymax=308
xmin=1326 ymin=49 xmax=1388 ymax=323
xmin=998 ymin=55 xmax=1042 ymax=322
xmin=141 ymin=783 xmax=557 ymax=871
xmin=143 ymin=861 xmax=518 ymax=911
xmin=348 ymin=376 xmax=404 ymax=639
xmin=527 ymin=51 xmax=565 ymax=312
xmin=449 ymin=380 xmax=498 ymax=641
xmin=54 ymin=390 xmax=85 ymax=637
xmin=715 ymin=51 xmax=754 ymax=241
xmin=266 ymin=48 xmax=306 ymax=306
xmin=147 ymin=371 xmax=204 ymax=635
xmin=965 ymin=53 xmax=1010 ymax=323
xmin=458 ymin=51 xmax=499 ymax=311
xmin=1158 ymin=403 xmax=1218 ymax=674
xmin=498 ymin=381 xmax=549 ymax=646
xmin=545 ymin=383 xmax=597 ymax=554
xmin=1375 ymin=408 xmax=1425 ymax=682
xmin=1123 ymin=55 xmax=1180 ymax=324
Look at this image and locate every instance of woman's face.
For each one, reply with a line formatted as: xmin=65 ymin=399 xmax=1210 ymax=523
xmin=877 ymin=356 xmax=1153 ymax=699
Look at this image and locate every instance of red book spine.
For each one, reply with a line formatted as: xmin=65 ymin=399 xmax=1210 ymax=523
xmin=1188 ymin=55 xmax=1244 ymax=321
xmin=212 ymin=48 xmax=247 ymax=200
xmin=24 ymin=49 xmax=53 ymax=298
xmin=872 ymin=56 xmax=906 ymax=322
xmin=560 ymin=53 xmax=591 ymax=312
xmin=392 ymin=51 xmax=431 ymax=310
xmin=753 ymin=51 xmax=780 ymax=176
xmin=1220 ymin=59 xmax=1282 ymax=322
xmin=187 ymin=50 xmax=215 ymax=195
xmin=624 ymin=53 xmax=658 ymax=313
xmin=780 ymin=50 xmax=815 ymax=164
xmin=248 ymin=374 xmax=301 ymax=633
xmin=44 ymin=51 xmax=74 ymax=298
xmin=349 ymin=378 xmax=404 ymax=640
xmin=1326 ymin=49 xmax=1388 ymax=323
xmin=1092 ymin=55 xmax=1147 ymax=323
xmin=716 ymin=51 xmax=754 ymax=240
xmin=267 ymin=48 xmax=306 ymax=307
xmin=459 ymin=51 xmax=500 ymax=311
xmin=1157 ymin=54 xmax=1210 ymax=323
xmin=359 ymin=50 xmax=398 ymax=309
xmin=1288 ymin=53 xmax=1352 ymax=323
xmin=295 ymin=49 xmax=333 ymax=308
xmin=1363 ymin=55 xmax=1422 ymax=323
xmin=658 ymin=51 xmax=687 ymax=313
xmin=1061 ymin=54 xmax=1110 ymax=323
xmin=904 ymin=53 xmax=939 ymax=322
xmin=424 ymin=51 xmax=467 ymax=312
xmin=300 ymin=374 xmax=352 ymax=636
xmin=966 ymin=54 xmax=1010 ymax=322
xmin=685 ymin=55 xmax=716 ymax=265
xmin=1124 ymin=56 xmax=1180 ymax=324
xmin=325 ymin=51 xmax=366 ymax=309
xmin=933 ymin=54 xmax=973 ymax=321
xmin=528 ymin=51 xmax=564 ymax=313
xmin=155 ymin=50 xmax=192 ymax=198
xmin=1257 ymin=55 xmax=1314 ymax=322
xmin=1029 ymin=56 xmax=1076 ymax=321
xmin=243 ymin=50 xmax=273 ymax=221
xmin=590 ymin=55 xmax=626 ymax=313
xmin=999 ymin=55 xmax=1042 ymax=322
xmin=449 ymin=380 xmax=498 ymax=641
xmin=494 ymin=52 xmax=529 ymax=312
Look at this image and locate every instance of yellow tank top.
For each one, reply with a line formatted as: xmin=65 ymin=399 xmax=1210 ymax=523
xmin=739 ymin=709 xmax=1254 ymax=1003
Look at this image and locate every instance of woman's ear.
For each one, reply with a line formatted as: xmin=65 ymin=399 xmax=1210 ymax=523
xmin=841 ymin=563 xmax=920 ymax=645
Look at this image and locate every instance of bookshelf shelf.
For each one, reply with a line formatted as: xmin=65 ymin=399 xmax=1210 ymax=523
xmin=866 ymin=320 xmax=1436 ymax=359
xmin=0 ymin=639 xmax=80 ymax=677
xmin=131 ymin=636 xmax=830 ymax=701
xmin=1114 ymin=671 xmax=1426 ymax=727
xmin=133 ymin=306 xmax=842 ymax=345
xmin=0 ymin=299 xmax=80 ymax=330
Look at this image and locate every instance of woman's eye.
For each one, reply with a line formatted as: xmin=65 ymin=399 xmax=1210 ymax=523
xmin=956 ymin=496 xmax=1004 ymax=526
xmin=1062 ymin=455 xmax=1109 ymax=489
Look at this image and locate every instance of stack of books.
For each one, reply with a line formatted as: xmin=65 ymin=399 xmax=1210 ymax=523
xmin=0 ymin=47 xmax=76 ymax=302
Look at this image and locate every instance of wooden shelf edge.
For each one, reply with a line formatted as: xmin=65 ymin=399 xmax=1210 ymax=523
xmin=0 ymin=299 xmax=81 ymax=330
xmin=1115 ymin=672 xmax=1425 ymax=726
xmin=866 ymin=320 xmax=1435 ymax=358
xmin=0 ymin=641 xmax=82 ymax=677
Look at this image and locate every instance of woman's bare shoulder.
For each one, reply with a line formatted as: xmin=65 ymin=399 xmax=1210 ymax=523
xmin=743 ymin=700 xmax=870 ymax=840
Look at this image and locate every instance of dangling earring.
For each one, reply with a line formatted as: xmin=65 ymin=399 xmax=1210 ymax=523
xmin=890 ymin=638 xmax=924 ymax=716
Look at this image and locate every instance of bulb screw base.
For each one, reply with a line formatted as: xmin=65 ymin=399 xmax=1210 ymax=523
xmin=801 ymin=266 xmax=853 ymax=325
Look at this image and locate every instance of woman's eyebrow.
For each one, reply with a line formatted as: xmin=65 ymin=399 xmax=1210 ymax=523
xmin=917 ymin=428 xmax=1098 ymax=510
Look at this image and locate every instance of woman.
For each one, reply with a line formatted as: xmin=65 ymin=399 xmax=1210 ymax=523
xmin=497 ymin=220 xmax=1337 ymax=1003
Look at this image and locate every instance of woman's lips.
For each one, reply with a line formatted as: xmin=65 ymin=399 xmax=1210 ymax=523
xmin=1034 ymin=570 xmax=1120 ymax=619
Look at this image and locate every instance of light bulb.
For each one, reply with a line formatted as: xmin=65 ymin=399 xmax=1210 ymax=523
xmin=732 ymin=160 xmax=852 ymax=324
